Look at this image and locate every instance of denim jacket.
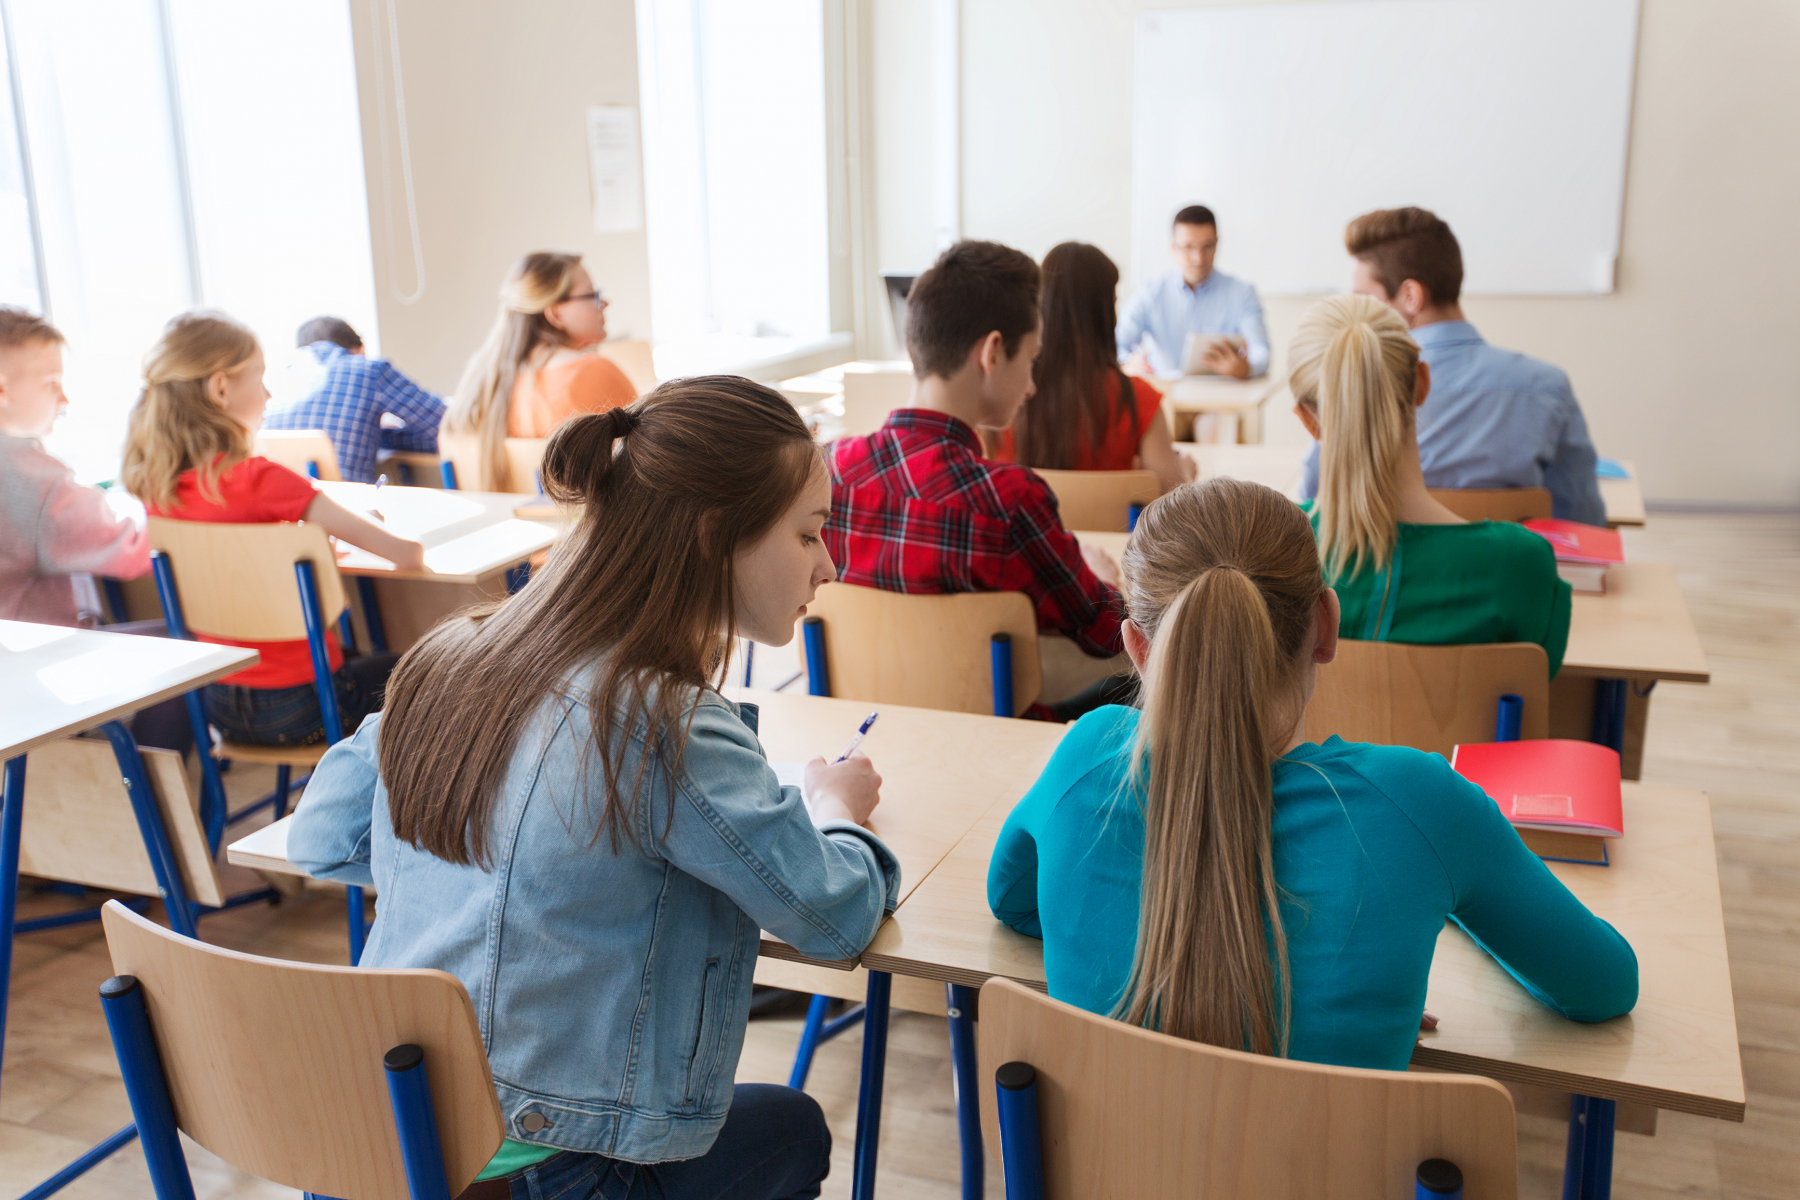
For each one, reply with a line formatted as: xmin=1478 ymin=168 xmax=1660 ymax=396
xmin=288 ymin=676 xmax=901 ymax=1163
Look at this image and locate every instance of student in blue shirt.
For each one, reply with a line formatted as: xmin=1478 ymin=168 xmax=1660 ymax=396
xmin=1299 ymin=208 xmax=1606 ymax=525
xmin=262 ymin=316 xmax=445 ymax=483
xmin=1116 ymin=205 xmax=1270 ymax=379
xmin=987 ymin=476 xmax=1636 ymax=1070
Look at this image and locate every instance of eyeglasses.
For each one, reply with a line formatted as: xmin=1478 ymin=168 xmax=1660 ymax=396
xmin=560 ymin=290 xmax=606 ymax=306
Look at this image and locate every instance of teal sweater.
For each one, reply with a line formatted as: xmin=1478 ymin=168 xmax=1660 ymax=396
xmin=987 ymin=707 xmax=1638 ymax=1070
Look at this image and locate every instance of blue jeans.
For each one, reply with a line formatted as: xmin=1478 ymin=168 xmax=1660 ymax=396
xmin=507 ymin=1085 xmax=830 ymax=1200
xmin=205 ymin=654 xmax=398 ymax=746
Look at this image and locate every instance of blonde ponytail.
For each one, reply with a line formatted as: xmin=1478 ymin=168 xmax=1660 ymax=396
xmin=1116 ymin=477 xmax=1323 ymax=1054
xmin=120 ymin=311 xmax=261 ymax=508
xmin=1288 ymin=294 xmax=1420 ymax=582
xmin=445 ymin=251 xmax=585 ymax=491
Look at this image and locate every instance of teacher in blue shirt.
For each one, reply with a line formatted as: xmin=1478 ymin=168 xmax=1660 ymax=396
xmin=1299 ymin=208 xmax=1606 ymax=525
xmin=1116 ymin=205 xmax=1270 ymax=379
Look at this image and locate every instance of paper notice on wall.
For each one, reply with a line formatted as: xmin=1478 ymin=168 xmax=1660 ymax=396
xmin=587 ymin=105 xmax=643 ymax=234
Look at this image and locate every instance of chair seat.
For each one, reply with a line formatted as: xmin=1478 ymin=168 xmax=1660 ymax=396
xmin=216 ymin=740 xmax=331 ymax=768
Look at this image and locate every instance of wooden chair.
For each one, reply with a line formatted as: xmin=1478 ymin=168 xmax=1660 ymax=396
xmin=253 ymin=429 xmax=343 ymax=481
xmin=799 ymin=583 xmax=1041 ymax=717
xmin=976 ymin=977 xmax=1519 ymax=1199
xmin=438 ymin=431 xmax=549 ymax=494
xmin=147 ymin=517 xmax=371 ymax=959
xmin=98 ymin=900 xmax=504 ymax=1200
xmin=1032 ymin=469 xmax=1160 ymax=533
xmin=1428 ymin=487 xmax=1552 ymax=523
xmin=840 ymin=367 xmax=914 ymax=437
xmin=1305 ymin=640 xmax=1550 ymax=759
xmin=599 ymin=337 xmax=659 ymax=396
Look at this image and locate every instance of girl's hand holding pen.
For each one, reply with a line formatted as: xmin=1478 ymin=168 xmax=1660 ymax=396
xmin=802 ymin=752 xmax=882 ymax=827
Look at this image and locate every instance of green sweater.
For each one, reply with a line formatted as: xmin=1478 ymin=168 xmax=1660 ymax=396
xmin=1307 ymin=510 xmax=1572 ymax=675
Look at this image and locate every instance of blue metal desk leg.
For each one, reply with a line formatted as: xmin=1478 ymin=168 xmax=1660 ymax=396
xmin=0 ymin=755 xmax=26 ymax=1097
xmin=850 ymin=971 xmax=893 ymax=1200
xmin=355 ymin=575 xmax=388 ymax=655
xmin=1562 ymin=1094 xmax=1615 ymax=1200
xmin=947 ymin=983 xmax=984 ymax=1200
xmin=1590 ymin=679 xmax=1627 ymax=756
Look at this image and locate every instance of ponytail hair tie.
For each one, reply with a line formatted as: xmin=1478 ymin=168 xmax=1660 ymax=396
xmin=606 ymin=406 xmax=639 ymax=439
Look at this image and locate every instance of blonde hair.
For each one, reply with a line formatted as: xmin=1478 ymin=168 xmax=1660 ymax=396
xmin=444 ymin=251 xmax=586 ymax=490
xmin=1115 ymin=477 xmax=1323 ymax=1055
xmin=1288 ymin=294 xmax=1421 ymax=582
xmin=121 ymin=311 xmax=261 ymax=508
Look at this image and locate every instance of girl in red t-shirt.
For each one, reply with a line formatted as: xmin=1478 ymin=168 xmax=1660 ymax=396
xmin=991 ymin=242 xmax=1195 ymax=493
xmin=121 ymin=311 xmax=428 ymax=746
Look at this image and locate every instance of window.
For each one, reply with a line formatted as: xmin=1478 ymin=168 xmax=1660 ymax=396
xmin=0 ymin=0 xmax=376 ymax=482
xmin=635 ymin=0 xmax=842 ymax=375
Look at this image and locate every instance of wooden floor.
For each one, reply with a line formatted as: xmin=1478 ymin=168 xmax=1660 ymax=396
xmin=1 ymin=512 xmax=1795 ymax=1198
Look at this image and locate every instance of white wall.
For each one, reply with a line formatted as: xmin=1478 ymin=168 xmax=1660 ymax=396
xmin=876 ymin=0 xmax=1800 ymax=506
xmin=347 ymin=0 xmax=650 ymax=396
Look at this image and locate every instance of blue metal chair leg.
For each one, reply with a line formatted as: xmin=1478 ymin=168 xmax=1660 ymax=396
xmin=990 ymin=634 xmax=1014 ymax=717
xmin=355 ymin=575 xmax=388 ymax=654
xmin=947 ymin=983 xmax=984 ymax=1200
xmin=0 ymin=755 xmax=25 ymax=1085
xmin=347 ymin=885 xmax=368 ymax=966
xmin=384 ymin=1044 xmax=454 ymax=1200
xmin=789 ymin=992 xmax=833 ymax=1089
xmin=994 ymin=1060 xmax=1045 ymax=1200
xmin=17 ymin=1125 xmax=140 ymax=1200
xmin=1562 ymin=1093 xmax=1616 ymax=1200
xmin=275 ymin=764 xmax=292 ymax=820
xmin=803 ymin=616 xmax=830 ymax=696
xmin=1590 ymin=678 xmax=1627 ymax=755
xmin=100 ymin=974 xmax=197 ymax=1200
xmin=99 ymin=722 xmax=199 ymax=940
xmin=850 ymin=971 xmax=892 ymax=1200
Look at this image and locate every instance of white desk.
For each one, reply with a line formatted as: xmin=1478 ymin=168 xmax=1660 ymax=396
xmin=317 ymin=481 xmax=556 ymax=585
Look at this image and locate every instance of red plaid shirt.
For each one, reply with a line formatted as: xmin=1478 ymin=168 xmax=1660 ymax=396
xmin=824 ymin=409 xmax=1123 ymax=658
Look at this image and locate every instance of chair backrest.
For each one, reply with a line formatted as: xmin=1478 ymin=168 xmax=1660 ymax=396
xmin=253 ymin=429 xmax=343 ymax=482
xmin=599 ymin=337 xmax=659 ymax=396
xmin=1032 ymin=469 xmax=1161 ymax=533
xmin=839 ymin=367 xmax=915 ymax=437
xmin=101 ymin=900 xmax=505 ymax=1200
xmin=22 ymin=739 xmax=224 ymax=907
xmin=1305 ymin=640 xmax=1549 ymax=759
xmin=1428 ymin=487 xmax=1552 ymax=523
xmin=976 ymin=977 xmax=1518 ymax=1199
xmin=438 ymin=431 xmax=548 ymax=494
xmin=805 ymin=582 xmax=1042 ymax=715
xmin=147 ymin=517 xmax=347 ymax=642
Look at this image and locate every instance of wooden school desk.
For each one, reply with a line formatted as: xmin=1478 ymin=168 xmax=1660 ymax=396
xmin=1598 ymin=459 xmax=1646 ymax=528
xmin=864 ymin=780 xmax=1743 ymax=1200
xmin=1 ymin=620 xmax=258 ymax=1189
xmin=1142 ymin=371 xmax=1289 ymax=443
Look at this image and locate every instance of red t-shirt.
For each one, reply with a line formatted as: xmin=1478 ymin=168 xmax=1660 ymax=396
xmin=990 ymin=372 xmax=1165 ymax=471
xmin=146 ymin=456 xmax=340 ymax=689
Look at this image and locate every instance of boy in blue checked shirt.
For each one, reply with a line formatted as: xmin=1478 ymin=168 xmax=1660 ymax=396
xmin=263 ymin=316 xmax=445 ymax=483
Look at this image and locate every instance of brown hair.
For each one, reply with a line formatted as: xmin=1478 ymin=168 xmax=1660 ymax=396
xmin=1009 ymin=242 xmax=1140 ymax=470
xmin=120 ymin=311 xmax=262 ymax=508
xmin=904 ymin=240 xmax=1040 ymax=379
xmin=444 ymin=251 xmax=587 ymax=490
xmin=379 ymin=376 xmax=821 ymax=868
xmin=0 ymin=306 xmax=64 ymax=350
xmin=1115 ymin=477 xmax=1323 ymax=1055
xmin=1288 ymin=294 xmax=1421 ymax=582
xmin=1345 ymin=207 xmax=1463 ymax=307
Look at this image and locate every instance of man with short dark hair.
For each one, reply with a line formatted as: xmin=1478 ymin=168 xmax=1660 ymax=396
xmin=1299 ymin=207 xmax=1604 ymax=525
xmin=262 ymin=316 xmax=446 ymax=484
xmin=1116 ymin=204 xmax=1269 ymax=378
xmin=824 ymin=240 xmax=1125 ymax=662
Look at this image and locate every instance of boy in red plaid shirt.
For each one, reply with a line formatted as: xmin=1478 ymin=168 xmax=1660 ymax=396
xmin=824 ymin=240 xmax=1126 ymax=677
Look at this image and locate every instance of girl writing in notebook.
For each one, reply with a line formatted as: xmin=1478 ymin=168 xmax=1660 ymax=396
xmin=290 ymin=381 xmax=899 ymax=1199
xmin=987 ymin=476 xmax=1636 ymax=1069
xmin=1292 ymin=293 xmax=1571 ymax=670
xmin=121 ymin=312 xmax=427 ymax=747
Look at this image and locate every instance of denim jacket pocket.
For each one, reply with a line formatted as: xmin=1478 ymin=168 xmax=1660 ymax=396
xmin=683 ymin=957 xmax=721 ymax=1104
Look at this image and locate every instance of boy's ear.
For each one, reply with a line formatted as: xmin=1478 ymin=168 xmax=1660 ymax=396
xmin=973 ymin=330 xmax=1004 ymax=376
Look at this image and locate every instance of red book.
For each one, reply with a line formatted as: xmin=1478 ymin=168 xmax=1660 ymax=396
xmin=1451 ymin=739 xmax=1624 ymax=866
xmin=1523 ymin=519 xmax=1624 ymax=566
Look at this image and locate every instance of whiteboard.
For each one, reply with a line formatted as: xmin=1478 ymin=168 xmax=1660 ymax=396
xmin=1132 ymin=0 xmax=1641 ymax=296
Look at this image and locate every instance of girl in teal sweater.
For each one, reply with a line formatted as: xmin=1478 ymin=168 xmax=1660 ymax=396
xmin=986 ymin=476 xmax=1636 ymax=1069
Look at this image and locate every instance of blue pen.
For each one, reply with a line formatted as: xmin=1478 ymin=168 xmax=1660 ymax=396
xmin=835 ymin=711 xmax=879 ymax=762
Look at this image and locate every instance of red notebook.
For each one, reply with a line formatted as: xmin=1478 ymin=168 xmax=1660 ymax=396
xmin=1523 ymin=519 xmax=1624 ymax=565
xmin=1451 ymin=739 xmax=1624 ymax=865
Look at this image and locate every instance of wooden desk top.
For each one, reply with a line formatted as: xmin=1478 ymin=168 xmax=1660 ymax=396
xmin=228 ymin=815 xmax=294 ymax=875
xmin=318 ymin=482 xmax=557 ymax=583
xmin=0 ymin=621 xmax=257 ymax=759
xmin=1179 ymin=443 xmax=1307 ymax=496
xmin=1138 ymin=372 xmax=1288 ymax=413
xmin=863 ymin=782 xmax=1744 ymax=1121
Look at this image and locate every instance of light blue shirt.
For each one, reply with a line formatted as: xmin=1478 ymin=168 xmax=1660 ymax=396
xmin=1116 ymin=268 xmax=1271 ymax=377
xmin=1301 ymin=321 xmax=1605 ymax=525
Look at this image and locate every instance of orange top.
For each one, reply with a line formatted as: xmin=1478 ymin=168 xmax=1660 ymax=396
xmin=507 ymin=353 xmax=637 ymax=438
xmin=990 ymin=372 xmax=1164 ymax=470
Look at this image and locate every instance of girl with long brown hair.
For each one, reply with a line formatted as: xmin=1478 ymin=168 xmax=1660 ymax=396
xmin=122 ymin=311 xmax=426 ymax=747
xmin=290 ymin=378 xmax=898 ymax=1198
xmin=989 ymin=241 xmax=1194 ymax=491
xmin=988 ymin=476 xmax=1636 ymax=1068
xmin=442 ymin=251 xmax=636 ymax=490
